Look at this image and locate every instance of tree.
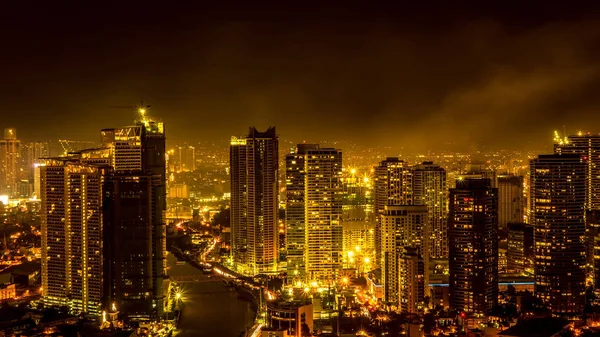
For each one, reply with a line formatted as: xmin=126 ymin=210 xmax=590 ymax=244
xmin=301 ymin=323 xmax=311 ymax=337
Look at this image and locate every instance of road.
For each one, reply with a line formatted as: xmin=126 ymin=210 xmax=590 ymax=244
xmin=168 ymin=253 xmax=255 ymax=337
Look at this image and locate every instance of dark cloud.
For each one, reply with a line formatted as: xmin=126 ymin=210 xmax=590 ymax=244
xmin=0 ymin=3 xmax=599 ymax=151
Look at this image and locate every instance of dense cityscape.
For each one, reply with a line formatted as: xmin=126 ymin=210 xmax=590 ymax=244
xmin=0 ymin=107 xmax=600 ymax=337
xmin=3 ymin=3 xmax=600 ymax=337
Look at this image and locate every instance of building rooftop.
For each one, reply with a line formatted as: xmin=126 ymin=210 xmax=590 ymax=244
xmin=499 ymin=318 xmax=568 ymax=337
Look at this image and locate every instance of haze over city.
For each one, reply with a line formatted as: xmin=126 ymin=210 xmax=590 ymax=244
xmin=2 ymin=3 xmax=600 ymax=151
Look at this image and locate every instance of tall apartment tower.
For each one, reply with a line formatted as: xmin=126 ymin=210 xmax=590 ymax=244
xmin=411 ymin=162 xmax=448 ymax=259
xmin=374 ymin=158 xmax=412 ymax=267
xmin=230 ymin=127 xmax=279 ymax=275
xmin=288 ymin=145 xmax=343 ymax=283
xmin=449 ymin=178 xmax=498 ymax=315
xmin=530 ymin=154 xmax=586 ymax=315
xmin=380 ymin=205 xmax=429 ymax=312
xmin=0 ymin=128 xmax=21 ymax=197
xmin=497 ymin=175 xmax=524 ymax=231
xmin=40 ymin=159 xmax=107 ymax=316
xmin=554 ymin=134 xmax=600 ymax=210
xmin=179 ymin=145 xmax=196 ymax=172
xmin=101 ymin=120 xmax=167 ymax=318
xmin=285 ymin=144 xmax=316 ymax=281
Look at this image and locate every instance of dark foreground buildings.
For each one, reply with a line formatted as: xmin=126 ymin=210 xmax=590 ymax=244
xmin=530 ymin=154 xmax=586 ymax=315
xmin=41 ymin=116 xmax=166 ymax=318
xmin=448 ymin=178 xmax=498 ymax=315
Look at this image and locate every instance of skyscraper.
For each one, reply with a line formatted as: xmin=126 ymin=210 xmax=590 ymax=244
xmin=554 ymin=133 xmax=600 ymax=210
xmin=586 ymin=210 xmax=600 ymax=290
xmin=497 ymin=175 xmax=524 ymax=231
xmin=179 ymin=145 xmax=196 ymax=172
xmin=0 ymin=128 xmax=21 ymax=197
xmin=449 ymin=178 xmax=498 ymax=315
xmin=230 ymin=127 xmax=279 ymax=275
xmin=374 ymin=158 xmax=412 ymax=268
xmin=380 ymin=205 xmax=429 ymax=312
xmin=101 ymin=120 xmax=167 ymax=318
xmin=285 ymin=144 xmax=316 ymax=281
xmin=530 ymin=154 xmax=586 ymax=315
xmin=40 ymin=159 xmax=107 ymax=316
xmin=286 ymin=145 xmax=343 ymax=283
xmin=24 ymin=141 xmax=50 ymax=179
xmin=460 ymin=162 xmax=497 ymax=188
xmin=412 ymin=162 xmax=448 ymax=259
xmin=507 ymin=222 xmax=534 ymax=274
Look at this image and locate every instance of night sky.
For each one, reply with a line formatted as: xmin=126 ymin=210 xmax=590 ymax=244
xmin=1 ymin=3 xmax=600 ymax=152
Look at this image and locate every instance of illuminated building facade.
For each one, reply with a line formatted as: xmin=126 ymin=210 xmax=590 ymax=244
xmin=230 ymin=127 xmax=279 ymax=275
xmin=449 ymin=178 xmax=498 ymax=315
xmin=497 ymin=175 xmax=524 ymax=231
xmin=587 ymin=210 xmax=600 ymax=290
xmin=305 ymin=147 xmax=343 ymax=282
xmin=380 ymin=205 xmax=429 ymax=311
xmin=285 ymin=144 xmax=316 ymax=280
xmin=412 ymin=162 xmax=448 ymax=259
xmin=554 ymin=133 xmax=600 ymax=210
xmin=40 ymin=159 xmax=107 ymax=316
xmin=398 ymin=247 xmax=426 ymax=314
xmin=530 ymin=154 xmax=586 ymax=315
xmin=0 ymin=128 xmax=21 ymax=197
xmin=507 ymin=222 xmax=534 ymax=273
xmin=341 ymin=220 xmax=374 ymax=271
xmin=374 ymin=158 xmax=412 ymax=268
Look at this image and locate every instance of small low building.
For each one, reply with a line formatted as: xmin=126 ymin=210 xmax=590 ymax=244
xmin=266 ymin=300 xmax=313 ymax=337
xmin=499 ymin=318 xmax=569 ymax=337
xmin=0 ymin=283 xmax=16 ymax=300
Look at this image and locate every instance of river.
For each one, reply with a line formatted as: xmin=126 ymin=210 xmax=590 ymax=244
xmin=167 ymin=253 xmax=256 ymax=337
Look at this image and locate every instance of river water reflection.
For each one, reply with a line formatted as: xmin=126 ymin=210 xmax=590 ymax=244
xmin=168 ymin=254 xmax=255 ymax=337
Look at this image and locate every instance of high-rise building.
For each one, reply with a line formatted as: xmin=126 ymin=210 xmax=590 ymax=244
xmin=380 ymin=205 xmax=429 ymax=312
xmin=554 ymin=133 xmax=600 ymax=210
xmin=412 ymin=162 xmax=448 ymax=259
xmin=230 ymin=127 xmax=279 ymax=275
xmin=101 ymin=120 xmax=167 ymax=318
xmin=460 ymin=162 xmax=497 ymax=188
xmin=507 ymin=222 xmax=534 ymax=274
xmin=449 ymin=178 xmax=498 ymax=315
xmin=530 ymin=154 xmax=586 ymax=315
xmin=0 ymin=128 xmax=21 ymax=197
xmin=40 ymin=110 xmax=167 ymax=318
xmin=497 ymin=175 xmax=524 ymax=231
xmin=285 ymin=144 xmax=343 ymax=283
xmin=586 ymin=210 xmax=600 ymax=290
xmin=104 ymin=174 xmax=163 ymax=317
xmin=40 ymin=159 xmax=107 ymax=316
xmin=24 ymin=141 xmax=50 ymax=179
xmin=374 ymin=158 xmax=412 ymax=268
xmin=179 ymin=145 xmax=196 ymax=172
xmin=398 ymin=247 xmax=427 ymax=314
